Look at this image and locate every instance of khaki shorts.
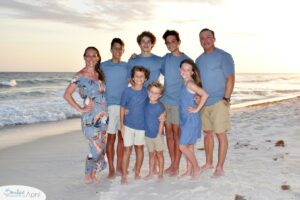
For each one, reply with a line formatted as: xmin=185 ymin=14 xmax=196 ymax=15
xmin=123 ymin=126 xmax=145 ymax=147
xmin=201 ymin=100 xmax=231 ymax=133
xmin=145 ymin=135 xmax=164 ymax=152
xmin=163 ymin=103 xmax=179 ymax=125
xmin=107 ymin=105 xmax=121 ymax=134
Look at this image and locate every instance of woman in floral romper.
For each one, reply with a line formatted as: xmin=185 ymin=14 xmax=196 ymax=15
xmin=64 ymin=47 xmax=108 ymax=184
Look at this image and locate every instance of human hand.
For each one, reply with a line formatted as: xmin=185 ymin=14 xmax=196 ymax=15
xmin=98 ymin=83 xmax=105 ymax=93
xmin=80 ymin=98 xmax=94 ymax=112
xmin=194 ymin=95 xmax=201 ymax=105
xmin=124 ymin=109 xmax=129 ymax=115
xmin=129 ymin=53 xmax=137 ymax=60
xmin=159 ymin=112 xmax=166 ymax=122
xmin=187 ymin=106 xmax=199 ymax=113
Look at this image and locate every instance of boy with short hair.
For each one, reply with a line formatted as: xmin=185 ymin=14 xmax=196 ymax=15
xmin=101 ymin=38 xmax=128 ymax=179
xmin=144 ymin=81 xmax=166 ymax=180
xmin=120 ymin=66 xmax=150 ymax=184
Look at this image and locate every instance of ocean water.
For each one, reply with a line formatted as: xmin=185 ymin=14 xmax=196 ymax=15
xmin=0 ymin=72 xmax=300 ymax=128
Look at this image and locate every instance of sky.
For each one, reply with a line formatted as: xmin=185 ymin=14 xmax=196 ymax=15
xmin=0 ymin=0 xmax=299 ymax=73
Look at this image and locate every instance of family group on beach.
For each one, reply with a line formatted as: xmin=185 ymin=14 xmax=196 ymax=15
xmin=64 ymin=28 xmax=235 ymax=185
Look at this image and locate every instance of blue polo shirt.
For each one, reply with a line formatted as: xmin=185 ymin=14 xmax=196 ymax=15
xmin=195 ymin=48 xmax=235 ymax=106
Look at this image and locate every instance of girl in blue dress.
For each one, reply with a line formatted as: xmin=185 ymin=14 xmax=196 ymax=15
xmin=64 ymin=47 xmax=108 ymax=184
xmin=179 ymin=59 xmax=208 ymax=179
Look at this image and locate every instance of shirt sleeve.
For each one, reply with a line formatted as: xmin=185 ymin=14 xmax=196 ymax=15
xmin=221 ymin=53 xmax=235 ymax=77
xmin=120 ymin=88 xmax=128 ymax=108
xmin=71 ymin=76 xmax=80 ymax=84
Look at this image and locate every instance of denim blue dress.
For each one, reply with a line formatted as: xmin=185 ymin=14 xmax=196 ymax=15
xmin=71 ymin=76 xmax=108 ymax=174
xmin=179 ymin=86 xmax=201 ymax=145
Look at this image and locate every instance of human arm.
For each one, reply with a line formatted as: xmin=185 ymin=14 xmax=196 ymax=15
xmin=157 ymin=111 xmax=166 ymax=136
xmin=187 ymin=81 xmax=208 ymax=113
xmin=120 ymin=106 xmax=126 ymax=138
xmin=222 ymin=74 xmax=235 ymax=105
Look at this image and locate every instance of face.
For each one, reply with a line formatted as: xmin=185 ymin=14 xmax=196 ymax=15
xmin=165 ymin=35 xmax=180 ymax=53
xmin=148 ymin=86 xmax=162 ymax=102
xmin=84 ymin=49 xmax=100 ymax=67
xmin=180 ymin=63 xmax=194 ymax=80
xmin=133 ymin=71 xmax=146 ymax=86
xmin=139 ymin=36 xmax=153 ymax=53
xmin=111 ymin=43 xmax=124 ymax=59
xmin=199 ymin=30 xmax=215 ymax=52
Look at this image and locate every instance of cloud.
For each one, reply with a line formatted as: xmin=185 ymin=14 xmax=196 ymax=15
xmin=0 ymin=0 xmax=223 ymax=29
xmin=0 ymin=0 xmax=154 ymax=29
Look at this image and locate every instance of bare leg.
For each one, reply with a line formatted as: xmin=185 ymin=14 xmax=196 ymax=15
xmin=213 ymin=132 xmax=228 ymax=177
xmin=144 ymin=152 xmax=155 ymax=180
xmin=106 ymin=133 xmax=116 ymax=179
xmin=157 ymin=151 xmax=164 ymax=179
xmin=179 ymin=144 xmax=201 ymax=179
xmin=134 ymin=145 xmax=144 ymax=180
xmin=202 ymin=130 xmax=214 ymax=170
xmin=165 ymin=124 xmax=175 ymax=174
xmin=116 ymin=131 xmax=124 ymax=175
xmin=181 ymin=157 xmax=192 ymax=177
xmin=84 ymin=173 xmax=93 ymax=184
xmin=170 ymin=124 xmax=181 ymax=176
xmin=91 ymin=170 xmax=100 ymax=183
xmin=121 ymin=146 xmax=132 ymax=184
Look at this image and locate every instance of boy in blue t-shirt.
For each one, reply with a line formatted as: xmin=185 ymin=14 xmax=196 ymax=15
xmin=127 ymin=31 xmax=163 ymax=87
xmin=101 ymin=38 xmax=128 ymax=179
xmin=144 ymin=81 xmax=165 ymax=180
xmin=120 ymin=66 xmax=150 ymax=184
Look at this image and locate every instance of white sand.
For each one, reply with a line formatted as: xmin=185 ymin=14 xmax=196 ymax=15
xmin=0 ymin=97 xmax=299 ymax=200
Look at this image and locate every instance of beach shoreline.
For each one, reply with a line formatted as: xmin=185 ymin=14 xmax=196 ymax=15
xmin=1 ymin=96 xmax=299 ymax=200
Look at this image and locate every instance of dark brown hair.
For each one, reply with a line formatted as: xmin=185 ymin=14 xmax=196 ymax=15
xmin=83 ymin=46 xmax=105 ymax=82
xmin=199 ymin=28 xmax=215 ymax=39
xmin=131 ymin=66 xmax=150 ymax=81
xmin=162 ymin=30 xmax=180 ymax=42
xmin=180 ymin=59 xmax=201 ymax=86
xmin=137 ymin=31 xmax=156 ymax=46
xmin=110 ymin=38 xmax=124 ymax=49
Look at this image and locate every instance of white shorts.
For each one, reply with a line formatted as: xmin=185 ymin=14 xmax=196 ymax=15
xmin=107 ymin=105 xmax=121 ymax=134
xmin=124 ymin=126 xmax=145 ymax=147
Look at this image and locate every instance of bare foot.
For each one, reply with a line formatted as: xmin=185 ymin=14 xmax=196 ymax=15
xmin=85 ymin=174 xmax=93 ymax=184
xmin=134 ymin=174 xmax=142 ymax=180
xmin=157 ymin=175 xmax=164 ymax=182
xmin=115 ymin=170 xmax=122 ymax=176
xmin=180 ymin=170 xmax=192 ymax=177
xmin=91 ymin=170 xmax=100 ymax=184
xmin=143 ymin=174 xmax=154 ymax=180
xmin=107 ymin=171 xmax=116 ymax=179
xmin=168 ymin=169 xmax=179 ymax=177
xmin=164 ymin=165 xmax=173 ymax=174
xmin=212 ymin=168 xmax=224 ymax=178
xmin=192 ymin=166 xmax=202 ymax=179
xmin=201 ymin=164 xmax=214 ymax=171
xmin=121 ymin=176 xmax=128 ymax=185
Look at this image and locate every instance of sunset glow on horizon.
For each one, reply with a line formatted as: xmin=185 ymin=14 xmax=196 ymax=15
xmin=0 ymin=0 xmax=299 ymax=73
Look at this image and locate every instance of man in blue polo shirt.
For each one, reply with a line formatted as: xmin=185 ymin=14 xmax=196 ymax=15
xmin=196 ymin=28 xmax=235 ymax=177
xmin=101 ymin=38 xmax=128 ymax=179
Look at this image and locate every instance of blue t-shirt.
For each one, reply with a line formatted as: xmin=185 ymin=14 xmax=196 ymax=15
xmin=101 ymin=60 xmax=128 ymax=106
xmin=144 ymin=101 xmax=165 ymax=138
xmin=120 ymin=87 xmax=148 ymax=130
xmin=127 ymin=54 xmax=163 ymax=87
xmin=195 ymin=48 xmax=235 ymax=106
xmin=161 ymin=53 xmax=190 ymax=106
